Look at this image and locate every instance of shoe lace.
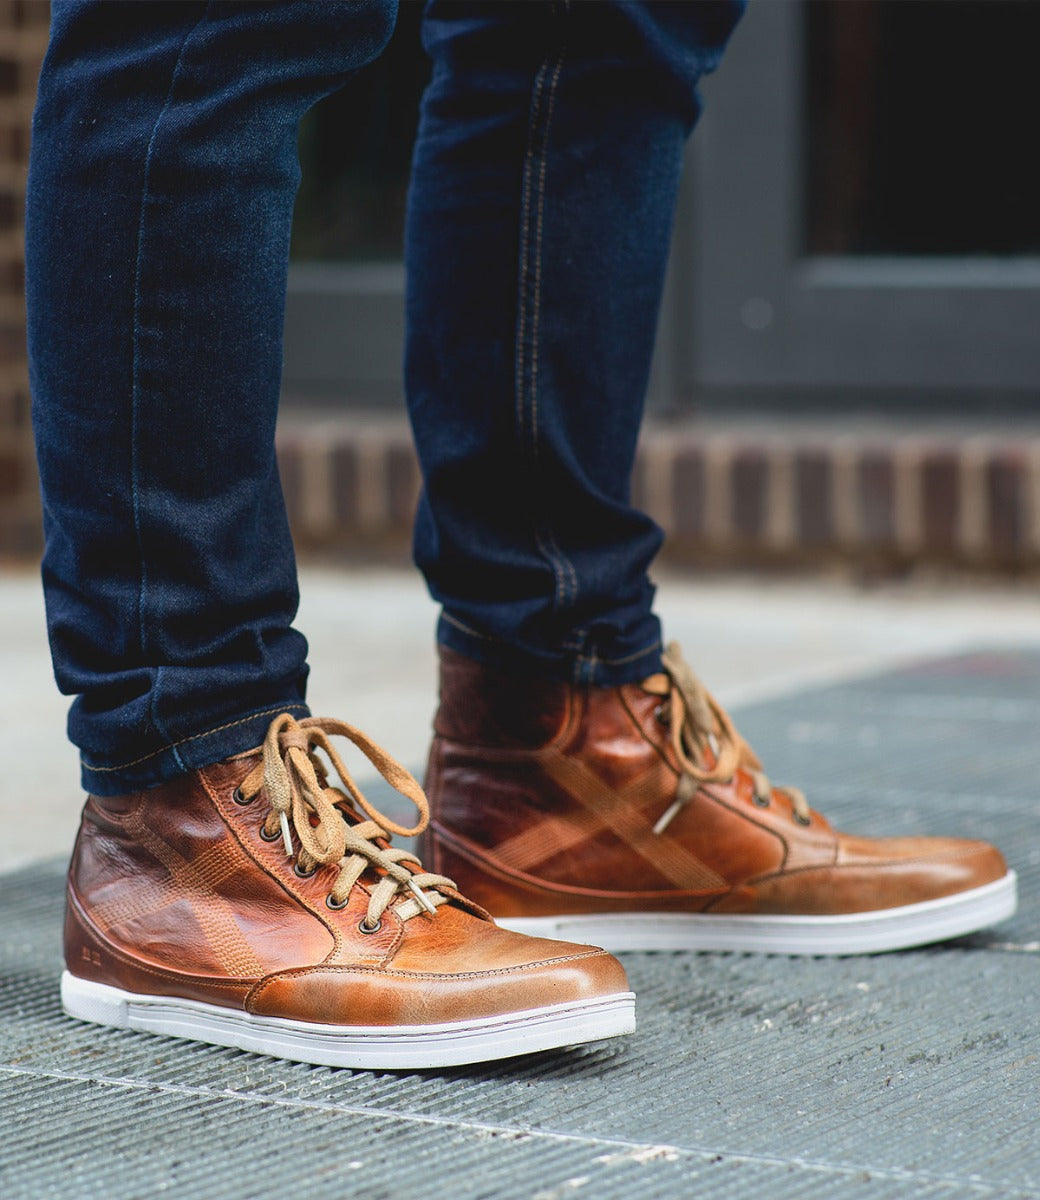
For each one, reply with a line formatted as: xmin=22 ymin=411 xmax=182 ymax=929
xmin=237 ymin=714 xmax=456 ymax=930
xmin=652 ymin=642 xmax=811 ymax=834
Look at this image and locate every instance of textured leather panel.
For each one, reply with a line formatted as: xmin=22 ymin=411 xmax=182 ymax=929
xmin=64 ymin=893 xmax=255 ymax=1007
xmin=64 ymin=743 xmax=629 ymax=1023
xmin=388 ymin=902 xmax=602 ymax=974
xmin=708 ymin=844 xmax=1008 ymax=915
xmin=434 ymin=646 xmax=570 ymax=748
xmin=430 ymin=830 xmax=732 ymax=918
xmin=425 ymin=649 xmax=1009 ymax=919
xmin=247 ymin=948 xmax=628 ymax=1026
xmin=203 ymin=763 xmax=401 ymax=968
xmin=69 ymin=766 xmax=337 ymax=982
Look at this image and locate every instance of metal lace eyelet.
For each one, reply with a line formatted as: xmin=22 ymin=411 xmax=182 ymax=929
xmin=654 ymin=704 xmax=668 ymax=726
xmin=358 ymin=917 xmax=383 ymax=935
xmin=232 ymin=786 xmax=253 ymax=806
xmin=258 ymin=822 xmax=280 ymax=842
xmin=793 ymin=812 xmax=811 ymax=827
xmin=325 ymin=893 xmax=350 ymax=911
xmin=753 ymin=794 xmax=771 ymax=808
xmin=293 ymin=861 xmax=317 ymax=879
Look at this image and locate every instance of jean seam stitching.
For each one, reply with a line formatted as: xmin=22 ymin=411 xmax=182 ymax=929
xmin=532 ymin=54 xmax=575 ymax=608
xmin=541 ymin=3 xmax=578 ymax=607
xmin=129 ymin=4 xmax=212 ymax=759
xmin=578 ymin=638 xmax=663 ymax=668
xmin=440 ymin=611 xmax=490 ymax=641
xmin=81 ymin=703 xmax=309 ymax=775
xmin=516 ymin=9 xmax=577 ymax=612
xmin=443 ymin=615 xmax=660 ymax=672
xmin=514 ymin=59 xmax=545 ymax=453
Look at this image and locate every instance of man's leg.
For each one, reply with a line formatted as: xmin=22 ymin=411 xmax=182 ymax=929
xmin=30 ymin=0 xmax=633 ymax=1069
xmin=27 ymin=0 xmax=398 ymax=793
xmin=406 ymin=0 xmax=741 ymax=684
xmin=406 ymin=0 xmax=1016 ymax=953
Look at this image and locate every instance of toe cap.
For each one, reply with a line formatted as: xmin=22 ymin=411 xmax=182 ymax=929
xmin=248 ymin=905 xmax=631 ymax=1027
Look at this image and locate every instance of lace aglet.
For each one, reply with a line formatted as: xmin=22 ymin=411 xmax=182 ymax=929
xmin=278 ymin=811 xmax=293 ymax=857
xmin=653 ymin=801 xmax=682 ymax=836
xmin=408 ymin=877 xmax=437 ymax=914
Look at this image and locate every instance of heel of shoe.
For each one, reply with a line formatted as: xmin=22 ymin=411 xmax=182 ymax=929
xmin=61 ymin=971 xmax=132 ymax=1029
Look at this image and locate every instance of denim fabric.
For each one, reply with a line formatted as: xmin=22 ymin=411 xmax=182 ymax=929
xmin=28 ymin=1 xmax=398 ymax=794
xmin=406 ymin=1 xmax=744 ymax=685
xmin=27 ymin=0 xmax=743 ymax=795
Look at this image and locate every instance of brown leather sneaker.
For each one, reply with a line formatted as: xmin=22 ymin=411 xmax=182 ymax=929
xmin=62 ymin=714 xmax=634 ymax=1069
xmin=422 ymin=644 xmax=1017 ymax=955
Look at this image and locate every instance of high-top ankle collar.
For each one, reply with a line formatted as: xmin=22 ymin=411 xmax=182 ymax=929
xmin=434 ymin=646 xmax=573 ymax=749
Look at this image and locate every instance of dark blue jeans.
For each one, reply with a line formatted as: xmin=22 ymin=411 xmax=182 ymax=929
xmin=27 ymin=0 xmax=744 ymax=796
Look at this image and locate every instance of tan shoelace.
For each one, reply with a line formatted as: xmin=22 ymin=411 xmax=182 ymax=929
xmin=237 ymin=714 xmax=455 ymax=931
xmin=652 ymin=642 xmax=811 ymax=834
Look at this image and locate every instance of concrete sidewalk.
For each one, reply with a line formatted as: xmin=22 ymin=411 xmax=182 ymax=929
xmin=1 ymin=563 xmax=1038 ymax=870
xmin=3 ymin=566 xmax=1040 ymax=1200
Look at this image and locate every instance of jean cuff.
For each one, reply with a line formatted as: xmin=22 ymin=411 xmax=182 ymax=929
xmin=437 ymin=612 xmax=664 ymax=688
xmin=79 ymin=701 xmax=311 ymax=797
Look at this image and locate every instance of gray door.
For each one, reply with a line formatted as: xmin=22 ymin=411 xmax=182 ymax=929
xmin=683 ymin=0 xmax=1040 ymax=413
xmin=284 ymin=0 xmax=1040 ymax=415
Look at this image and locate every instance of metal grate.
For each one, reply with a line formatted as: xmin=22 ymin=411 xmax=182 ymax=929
xmin=2 ymin=650 xmax=1038 ymax=1200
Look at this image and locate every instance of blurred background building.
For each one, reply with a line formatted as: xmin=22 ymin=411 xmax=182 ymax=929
xmin=0 ymin=1 xmax=46 ymax=559
xmin=3 ymin=0 xmax=1040 ymax=570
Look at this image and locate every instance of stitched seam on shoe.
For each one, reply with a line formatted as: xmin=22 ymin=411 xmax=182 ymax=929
xmin=433 ymin=809 xmax=729 ymax=900
xmin=88 ymin=834 xmax=253 ymax=932
xmin=430 ymin=822 xmax=730 ymax=905
xmin=79 ymin=781 xmax=269 ymax=981
xmin=201 ymin=769 xmax=407 ymax=970
xmin=617 ymin=686 xmax=678 ymax=771
xmin=486 ymin=757 xmax=683 ymax=876
xmin=82 ymin=704 xmax=309 ymax=773
xmin=831 ymin=846 xmax=998 ymax=869
xmin=250 ymin=951 xmax=611 ymax=990
xmin=698 ymin=783 xmax=797 ymax=856
xmin=536 ymin=747 xmax=728 ymax=890
xmin=121 ymin=807 xmax=265 ymax=978
xmin=67 ymin=889 xmax=257 ymax=996
xmin=741 ymin=848 xmax=1000 ymax=888
xmin=202 ymin=768 xmax=346 ymax=962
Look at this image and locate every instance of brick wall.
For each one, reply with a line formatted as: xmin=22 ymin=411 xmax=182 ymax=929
xmin=3 ymin=3 xmax=1037 ymax=578
xmin=0 ymin=0 xmax=46 ymax=559
xmin=277 ymin=418 xmax=1040 ymax=575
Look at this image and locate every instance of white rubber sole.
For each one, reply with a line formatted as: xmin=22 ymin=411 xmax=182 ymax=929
xmin=60 ymin=973 xmax=635 ymax=1070
xmin=496 ymin=871 xmax=1019 ymax=956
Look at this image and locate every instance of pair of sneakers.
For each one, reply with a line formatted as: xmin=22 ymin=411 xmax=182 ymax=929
xmin=62 ymin=644 xmax=1017 ymax=1069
